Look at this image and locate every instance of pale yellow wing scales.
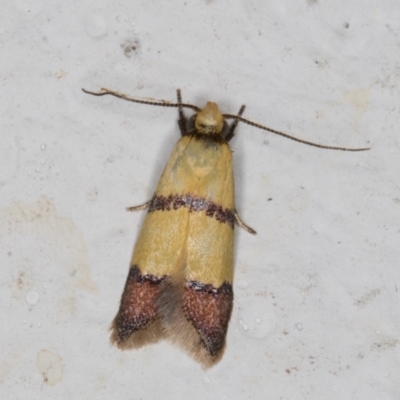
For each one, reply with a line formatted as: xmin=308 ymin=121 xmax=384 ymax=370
xmin=186 ymin=214 xmax=234 ymax=287
xmin=156 ymin=136 xmax=234 ymax=210
xmin=131 ymin=208 xmax=189 ymax=276
xmin=131 ymin=134 xmax=235 ymax=287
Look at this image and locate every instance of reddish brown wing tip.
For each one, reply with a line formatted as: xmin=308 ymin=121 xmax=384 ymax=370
xmin=110 ymin=266 xmax=234 ymax=367
xmin=110 ymin=265 xmax=166 ymax=349
xmin=182 ymin=281 xmax=233 ymax=358
xmin=156 ymin=278 xmax=233 ymax=368
xmin=110 ymin=318 xmax=165 ymax=349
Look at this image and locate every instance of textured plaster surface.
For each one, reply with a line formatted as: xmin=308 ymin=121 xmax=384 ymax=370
xmin=1 ymin=1 xmax=399 ymax=399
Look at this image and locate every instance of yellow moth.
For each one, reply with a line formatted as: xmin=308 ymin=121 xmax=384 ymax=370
xmin=82 ymin=87 xmax=369 ymax=367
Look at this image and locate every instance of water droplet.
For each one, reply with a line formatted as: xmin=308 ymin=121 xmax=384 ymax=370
xmin=35 ymin=167 xmax=40 ymax=173
xmin=37 ymin=322 xmax=42 ymax=328
xmin=41 ymin=143 xmax=47 ymax=150
xmin=238 ymin=298 xmax=275 ymax=338
xmin=295 ymin=323 xmax=303 ymax=331
xmin=239 ymin=318 xmax=249 ymax=331
xmin=26 ymin=290 xmax=39 ymax=305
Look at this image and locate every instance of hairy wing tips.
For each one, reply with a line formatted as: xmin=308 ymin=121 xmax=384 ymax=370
xmin=110 ymin=265 xmax=167 ymax=349
xmin=110 ymin=266 xmax=233 ymax=367
xmin=165 ymin=310 xmax=227 ymax=368
xmin=183 ymin=281 xmax=233 ymax=358
xmin=157 ymin=280 xmax=233 ymax=367
xmin=110 ymin=316 xmax=165 ymax=350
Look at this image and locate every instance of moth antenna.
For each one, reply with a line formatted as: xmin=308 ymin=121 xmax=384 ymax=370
xmin=82 ymin=88 xmax=201 ymax=112
xmin=223 ymin=114 xmax=370 ymax=152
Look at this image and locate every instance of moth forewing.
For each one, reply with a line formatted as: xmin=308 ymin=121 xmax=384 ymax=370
xmin=82 ymin=87 xmax=369 ymax=367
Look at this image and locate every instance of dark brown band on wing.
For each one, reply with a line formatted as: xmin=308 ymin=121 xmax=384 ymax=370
xmin=191 ymin=132 xmax=227 ymax=145
xmin=113 ymin=265 xmax=165 ymax=341
xmin=182 ymin=280 xmax=233 ymax=357
xmin=148 ymin=194 xmax=235 ymax=229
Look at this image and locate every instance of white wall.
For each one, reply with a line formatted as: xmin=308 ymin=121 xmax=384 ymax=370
xmin=1 ymin=1 xmax=399 ymax=399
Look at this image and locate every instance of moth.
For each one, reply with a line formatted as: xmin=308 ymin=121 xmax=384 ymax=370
xmin=82 ymin=87 xmax=369 ymax=367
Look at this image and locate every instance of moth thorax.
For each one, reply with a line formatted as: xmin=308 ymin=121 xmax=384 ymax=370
xmin=195 ymin=102 xmax=224 ymax=135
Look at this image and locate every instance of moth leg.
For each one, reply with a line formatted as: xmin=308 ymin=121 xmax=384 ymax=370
xmin=225 ymin=105 xmax=246 ymax=142
xmin=234 ymin=209 xmax=256 ymax=234
xmin=176 ymin=89 xmax=187 ymax=136
xmin=126 ymin=200 xmax=151 ymax=212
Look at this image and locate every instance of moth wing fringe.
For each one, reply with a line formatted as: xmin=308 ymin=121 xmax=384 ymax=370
xmin=156 ymin=273 xmax=226 ymax=368
xmin=109 ymin=317 xmax=166 ymax=350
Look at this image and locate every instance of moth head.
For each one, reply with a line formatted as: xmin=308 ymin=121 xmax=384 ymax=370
xmin=195 ymin=102 xmax=224 ymax=135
